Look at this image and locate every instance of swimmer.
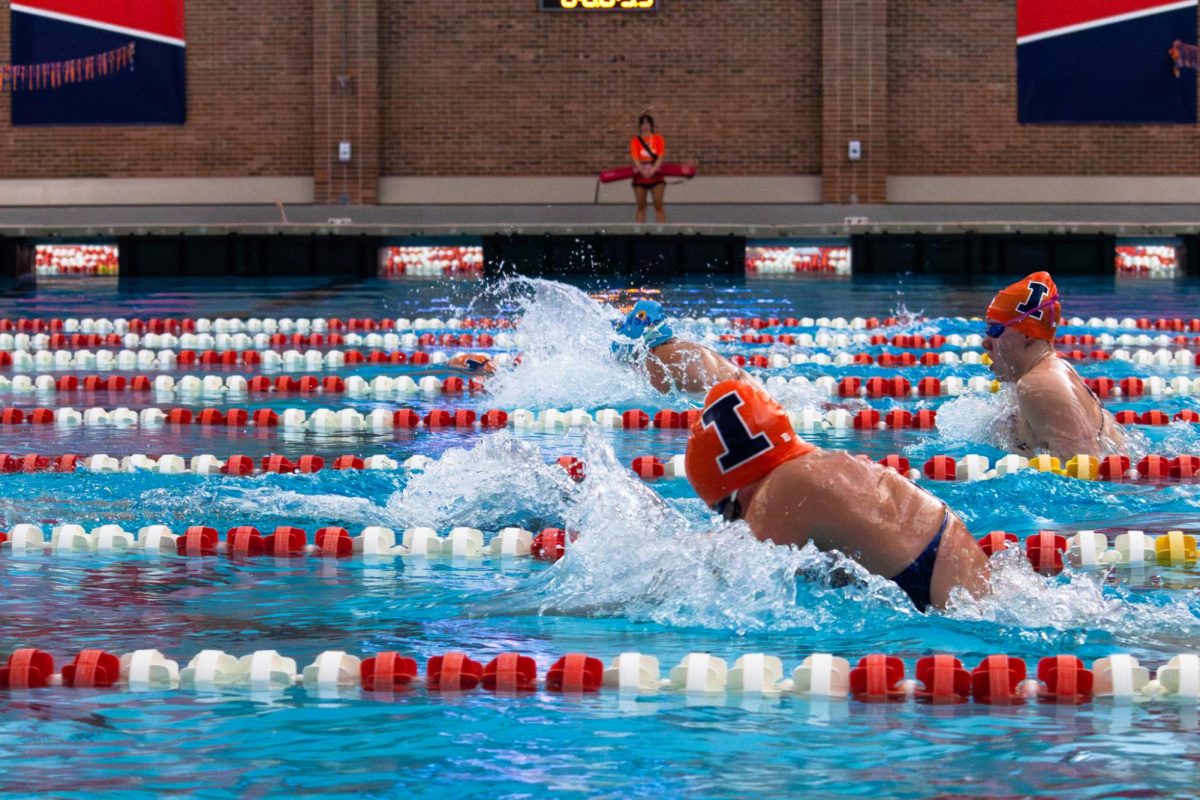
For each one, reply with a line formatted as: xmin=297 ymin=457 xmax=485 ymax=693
xmin=611 ymin=300 xmax=746 ymax=394
xmin=685 ymin=379 xmax=990 ymax=610
xmin=446 ymin=352 xmax=497 ymax=376
xmin=981 ymin=271 xmax=1126 ymax=459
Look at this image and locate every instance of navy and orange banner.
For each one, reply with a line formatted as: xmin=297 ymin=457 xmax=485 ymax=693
xmin=1017 ymin=0 xmax=1197 ymax=123
xmin=9 ymin=0 xmax=185 ymax=125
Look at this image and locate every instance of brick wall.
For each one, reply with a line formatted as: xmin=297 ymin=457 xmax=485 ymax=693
xmin=888 ymin=0 xmax=1200 ymax=175
xmin=379 ymin=0 xmax=823 ymax=176
xmin=3 ymin=0 xmax=1200 ymax=195
xmin=0 ymin=2 xmax=313 ymax=179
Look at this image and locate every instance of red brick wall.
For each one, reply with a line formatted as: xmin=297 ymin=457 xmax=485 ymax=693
xmin=888 ymin=1 xmax=1200 ymax=175
xmin=5 ymin=0 xmax=1200 ymax=189
xmin=0 ymin=2 xmax=313 ymax=179
xmin=379 ymin=0 xmax=823 ymax=176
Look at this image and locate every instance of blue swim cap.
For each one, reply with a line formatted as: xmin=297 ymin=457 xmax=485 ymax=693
xmin=612 ymin=300 xmax=674 ymax=353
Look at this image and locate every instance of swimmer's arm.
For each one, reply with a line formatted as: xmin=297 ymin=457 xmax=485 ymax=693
xmin=1017 ymin=379 xmax=1100 ymax=456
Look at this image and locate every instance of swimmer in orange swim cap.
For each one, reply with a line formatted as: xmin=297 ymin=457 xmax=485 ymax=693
xmin=982 ymin=271 xmax=1125 ymax=458
xmin=685 ymin=380 xmax=990 ymax=610
xmin=611 ymin=300 xmax=746 ymax=394
xmin=447 ymin=353 xmax=497 ymax=376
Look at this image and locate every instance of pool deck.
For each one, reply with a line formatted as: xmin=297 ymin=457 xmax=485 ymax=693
xmin=1 ymin=203 xmax=1198 ymax=238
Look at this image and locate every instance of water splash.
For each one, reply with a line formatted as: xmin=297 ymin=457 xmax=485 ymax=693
xmin=946 ymin=548 xmax=1200 ymax=650
xmin=1156 ymin=421 xmax=1200 ymax=458
xmin=478 ymin=277 xmax=682 ymax=410
xmin=932 ymin=383 xmax=1152 ymax=459
xmin=494 ymin=426 xmax=918 ymax=632
xmin=932 ymin=387 xmax=1015 ymax=450
xmin=212 ymin=433 xmax=578 ymax=532
xmin=762 ymin=375 xmax=838 ymax=414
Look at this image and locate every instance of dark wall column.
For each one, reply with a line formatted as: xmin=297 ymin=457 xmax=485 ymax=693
xmin=0 ymin=237 xmax=36 ymax=290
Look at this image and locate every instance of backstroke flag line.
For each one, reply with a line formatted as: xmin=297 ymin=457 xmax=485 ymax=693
xmin=9 ymin=0 xmax=185 ymax=125
xmin=1017 ymin=0 xmax=1197 ymax=124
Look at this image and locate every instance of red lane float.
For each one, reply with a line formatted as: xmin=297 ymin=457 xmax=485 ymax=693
xmin=914 ymin=655 xmax=971 ymax=704
xmin=972 ymin=656 xmax=1026 ymax=705
xmin=361 ymin=653 xmax=419 ymax=691
xmin=481 ymin=653 xmax=539 ymax=692
xmin=849 ymin=655 xmax=906 ymax=702
xmin=545 ymin=654 xmax=604 ymax=693
xmin=531 ymin=528 xmax=572 ymax=562
xmin=427 ymin=652 xmax=484 ymax=691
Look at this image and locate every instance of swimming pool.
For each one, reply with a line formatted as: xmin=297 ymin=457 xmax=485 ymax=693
xmin=1 ymin=273 xmax=1199 ymax=798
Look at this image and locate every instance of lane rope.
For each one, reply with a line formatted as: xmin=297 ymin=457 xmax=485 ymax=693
xmin=0 ymin=647 xmax=1196 ymax=703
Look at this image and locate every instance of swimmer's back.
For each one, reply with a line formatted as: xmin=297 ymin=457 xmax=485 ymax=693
xmin=1016 ymin=356 xmax=1126 ymax=456
xmin=646 ymin=340 xmax=743 ymax=394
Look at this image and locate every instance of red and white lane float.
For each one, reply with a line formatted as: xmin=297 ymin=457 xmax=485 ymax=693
xmin=382 ymin=246 xmax=483 ymax=277
xmin=0 ymin=453 xmax=403 ymax=475
xmin=739 ymin=349 xmax=1199 ymax=369
xmin=629 ymin=452 xmax=1200 ymax=484
xmin=0 ymin=372 xmax=494 ymax=398
xmin=2 ymin=516 xmax=1193 ymax=576
xmin=3 ymin=314 xmax=1197 ymax=337
xmin=762 ymin=375 xmax=1199 ymax=402
xmin=0 ymin=331 xmax=514 ymax=352
xmin=0 ymin=348 xmax=517 ymax=373
xmin=0 ymin=522 xmax=546 ymax=559
xmin=0 ymin=647 xmax=1196 ymax=704
xmin=0 ymin=316 xmax=516 ymax=335
xmin=730 ymin=348 xmax=1198 ymax=368
xmin=974 ymin=528 xmax=1199 ymax=572
xmin=0 ymin=449 xmax=1192 ymax=484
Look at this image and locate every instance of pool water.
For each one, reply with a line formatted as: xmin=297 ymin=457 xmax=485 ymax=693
xmin=1 ymin=273 xmax=1199 ymax=798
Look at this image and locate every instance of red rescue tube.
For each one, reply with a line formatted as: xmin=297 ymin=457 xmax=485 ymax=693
xmin=598 ymin=163 xmax=697 ymax=183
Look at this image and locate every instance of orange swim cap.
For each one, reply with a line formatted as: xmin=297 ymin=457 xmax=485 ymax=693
xmin=685 ymin=380 xmax=814 ymax=508
xmin=448 ymin=353 xmax=495 ymax=375
xmin=986 ymin=271 xmax=1061 ymax=341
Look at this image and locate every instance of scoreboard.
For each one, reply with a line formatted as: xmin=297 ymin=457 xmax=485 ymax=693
xmin=538 ymin=0 xmax=657 ymax=11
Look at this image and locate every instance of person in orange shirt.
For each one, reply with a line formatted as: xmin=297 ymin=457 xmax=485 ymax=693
xmin=630 ymin=114 xmax=666 ymax=223
xmin=685 ymin=380 xmax=991 ymax=611
xmin=981 ymin=271 xmax=1126 ymax=458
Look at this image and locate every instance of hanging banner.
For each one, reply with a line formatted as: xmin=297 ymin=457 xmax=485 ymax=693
xmin=1017 ymin=0 xmax=1197 ymax=124
xmin=10 ymin=0 xmax=185 ymax=125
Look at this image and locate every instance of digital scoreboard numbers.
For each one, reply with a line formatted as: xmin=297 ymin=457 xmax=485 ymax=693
xmin=538 ymin=0 xmax=657 ymax=11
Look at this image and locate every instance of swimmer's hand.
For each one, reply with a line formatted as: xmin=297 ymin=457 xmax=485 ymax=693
xmin=795 ymin=551 xmax=869 ymax=590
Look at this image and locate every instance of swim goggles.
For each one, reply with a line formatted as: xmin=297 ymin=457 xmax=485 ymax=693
xmin=985 ymin=293 xmax=1061 ymax=339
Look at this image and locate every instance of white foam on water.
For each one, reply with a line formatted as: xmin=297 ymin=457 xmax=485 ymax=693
xmin=1155 ymin=421 xmax=1200 ymax=459
xmin=934 ymin=381 xmax=1152 ymax=459
xmin=478 ymin=277 xmax=706 ymax=409
xmin=211 ymin=433 xmax=578 ymax=532
xmin=946 ymin=547 xmax=1200 ymax=645
xmin=496 ymin=426 xmax=916 ymax=631
xmin=933 ymin=387 xmax=1016 ymax=450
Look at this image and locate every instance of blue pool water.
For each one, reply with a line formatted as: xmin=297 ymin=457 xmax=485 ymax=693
xmin=1 ymin=273 xmax=1199 ymax=798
